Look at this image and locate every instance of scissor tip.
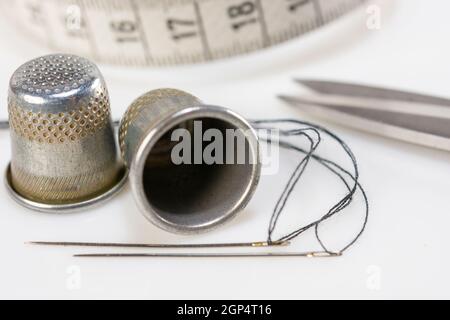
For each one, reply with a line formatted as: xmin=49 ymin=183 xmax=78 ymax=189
xmin=277 ymin=94 xmax=296 ymax=103
xmin=294 ymin=78 xmax=319 ymax=85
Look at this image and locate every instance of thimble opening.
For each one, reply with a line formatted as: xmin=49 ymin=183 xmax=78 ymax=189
xmin=136 ymin=112 xmax=260 ymax=232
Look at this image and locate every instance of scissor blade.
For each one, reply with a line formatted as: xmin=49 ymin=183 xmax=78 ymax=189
xmin=279 ymin=95 xmax=450 ymax=151
xmin=296 ymin=79 xmax=450 ymax=107
xmin=280 ymin=94 xmax=450 ymax=119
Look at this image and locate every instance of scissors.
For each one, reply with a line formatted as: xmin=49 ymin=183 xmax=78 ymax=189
xmin=279 ymin=80 xmax=450 ymax=152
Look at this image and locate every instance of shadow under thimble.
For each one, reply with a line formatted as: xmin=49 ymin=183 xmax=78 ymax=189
xmin=5 ymin=54 xmax=127 ymax=213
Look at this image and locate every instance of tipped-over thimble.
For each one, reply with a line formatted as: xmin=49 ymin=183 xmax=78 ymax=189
xmin=119 ymin=89 xmax=261 ymax=234
xmin=5 ymin=54 xmax=127 ymax=212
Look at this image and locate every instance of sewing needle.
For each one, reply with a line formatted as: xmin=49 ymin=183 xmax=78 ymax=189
xmin=73 ymin=252 xmax=342 ymax=258
xmin=27 ymin=240 xmax=290 ymax=249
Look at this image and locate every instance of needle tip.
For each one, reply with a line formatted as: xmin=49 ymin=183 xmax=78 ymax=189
xmin=26 ymin=241 xmax=54 ymax=246
xmin=74 ymin=254 xmax=106 ymax=258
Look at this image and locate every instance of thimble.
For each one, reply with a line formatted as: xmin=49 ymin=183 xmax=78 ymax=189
xmin=119 ymin=89 xmax=261 ymax=234
xmin=5 ymin=54 xmax=127 ymax=212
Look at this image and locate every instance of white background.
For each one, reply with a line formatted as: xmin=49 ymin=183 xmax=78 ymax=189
xmin=0 ymin=0 xmax=449 ymax=299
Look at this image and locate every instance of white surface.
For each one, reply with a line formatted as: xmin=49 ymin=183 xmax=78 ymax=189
xmin=0 ymin=0 xmax=449 ymax=300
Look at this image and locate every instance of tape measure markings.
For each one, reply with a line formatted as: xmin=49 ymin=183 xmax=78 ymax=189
xmin=7 ymin=0 xmax=368 ymax=66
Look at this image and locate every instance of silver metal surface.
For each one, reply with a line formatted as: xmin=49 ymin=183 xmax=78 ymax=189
xmin=74 ymin=252 xmax=341 ymax=258
xmin=27 ymin=240 xmax=289 ymax=248
xmin=280 ymin=79 xmax=450 ymax=152
xmin=6 ymin=54 xmax=126 ymax=212
xmin=5 ymin=164 xmax=127 ymax=213
xmin=296 ymin=79 xmax=450 ymax=106
xmin=4 ymin=0 xmax=367 ymax=66
xmin=119 ymin=89 xmax=261 ymax=234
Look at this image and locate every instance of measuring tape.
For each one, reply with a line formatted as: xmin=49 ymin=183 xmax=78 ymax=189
xmin=6 ymin=0 xmax=367 ymax=66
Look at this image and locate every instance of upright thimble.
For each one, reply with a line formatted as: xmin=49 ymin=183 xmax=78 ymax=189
xmin=119 ymin=89 xmax=261 ymax=234
xmin=5 ymin=54 xmax=127 ymax=212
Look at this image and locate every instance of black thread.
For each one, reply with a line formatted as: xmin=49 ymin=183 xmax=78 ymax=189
xmin=252 ymin=119 xmax=369 ymax=255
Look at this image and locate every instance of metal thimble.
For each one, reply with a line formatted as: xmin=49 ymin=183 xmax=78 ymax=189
xmin=119 ymin=89 xmax=261 ymax=234
xmin=5 ymin=54 xmax=127 ymax=212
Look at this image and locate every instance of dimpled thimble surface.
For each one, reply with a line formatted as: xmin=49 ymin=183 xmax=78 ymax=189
xmin=6 ymin=54 xmax=126 ymax=212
